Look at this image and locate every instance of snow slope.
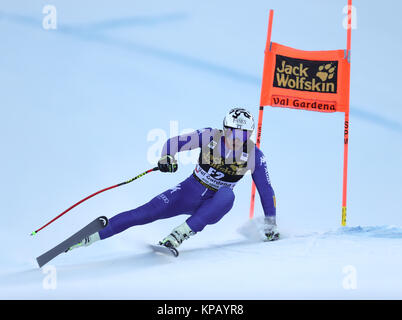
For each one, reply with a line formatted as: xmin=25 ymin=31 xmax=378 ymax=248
xmin=1 ymin=223 xmax=402 ymax=299
xmin=0 ymin=0 xmax=401 ymax=299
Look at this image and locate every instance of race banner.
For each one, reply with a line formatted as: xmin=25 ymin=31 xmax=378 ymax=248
xmin=250 ymin=1 xmax=353 ymax=226
xmin=260 ymin=42 xmax=350 ymax=113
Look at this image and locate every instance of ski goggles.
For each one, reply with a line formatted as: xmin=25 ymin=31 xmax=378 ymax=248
xmin=223 ymin=126 xmax=253 ymax=142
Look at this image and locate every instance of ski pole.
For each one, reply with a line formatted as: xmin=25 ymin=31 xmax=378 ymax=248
xmin=31 ymin=167 xmax=159 ymax=236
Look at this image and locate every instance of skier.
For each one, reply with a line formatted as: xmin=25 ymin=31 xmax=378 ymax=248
xmin=67 ymin=107 xmax=279 ymax=255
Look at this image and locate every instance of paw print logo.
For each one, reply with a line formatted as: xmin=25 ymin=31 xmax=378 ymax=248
xmin=316 ymin=63 xmax=336 ymax=82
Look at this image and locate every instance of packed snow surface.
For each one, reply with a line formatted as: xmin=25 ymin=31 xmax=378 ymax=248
xmin=0 ymin=0 xmax=401 ymax=299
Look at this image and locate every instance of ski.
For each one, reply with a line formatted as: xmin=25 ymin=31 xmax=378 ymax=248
xmin=150 ymin=244 xmax=179 ymax=257
xmin=36 ymin=216 xmax=108 ymax=268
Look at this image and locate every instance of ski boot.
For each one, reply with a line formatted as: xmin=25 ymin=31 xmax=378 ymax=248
xmin=158 ymin=222 xmax=196 ymax=256
xmin=263 ymin=217 xmax=280 ymax=241
xmin=65 ymin=232 xmax=100 ymax=252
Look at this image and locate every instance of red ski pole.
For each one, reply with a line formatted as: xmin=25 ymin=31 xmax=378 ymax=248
xmin=31 ymin=167 xmax=159 ymax=236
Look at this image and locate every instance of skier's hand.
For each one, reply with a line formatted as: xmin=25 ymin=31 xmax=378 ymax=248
xmin=264 ymin=217 xmax=280 ymax=241
xmin=158 ymin=155 xmax=178 ymax=173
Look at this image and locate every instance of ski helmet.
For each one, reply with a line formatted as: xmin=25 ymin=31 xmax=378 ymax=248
xmin=223 ymin=108 xmax=255 ymax=132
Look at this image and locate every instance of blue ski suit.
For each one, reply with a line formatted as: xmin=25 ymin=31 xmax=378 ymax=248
xmin=99 ymin=128 xmax=276 ymax=239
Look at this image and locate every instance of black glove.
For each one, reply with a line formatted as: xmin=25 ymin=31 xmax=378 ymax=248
xmin=158 ymin=155 xmax=178 ymax=173
xmin=264 ymin=217 xmax=280 ymax=241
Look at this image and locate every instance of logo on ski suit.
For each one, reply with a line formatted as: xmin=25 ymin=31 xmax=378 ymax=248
xmin=193 ymin=130 xmax=253 ymax=191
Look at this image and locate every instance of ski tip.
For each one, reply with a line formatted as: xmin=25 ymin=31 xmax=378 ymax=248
xmin=36 ymin=258 xmax=44 ymax=268
xmin=30 ymin=231 xmax=37 ymax=237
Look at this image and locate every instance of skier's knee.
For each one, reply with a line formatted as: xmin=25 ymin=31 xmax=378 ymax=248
xmin=186 ymin=187 xmax=235 ymax=232
xmin=216 ymin=186 xmax=235 ymax=203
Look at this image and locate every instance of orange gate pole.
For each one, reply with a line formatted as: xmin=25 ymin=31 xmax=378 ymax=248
xmin=249 ymin=9 xmax=274 ymax=219
xmin=342 ymin=0 xmax=352 ymax=226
